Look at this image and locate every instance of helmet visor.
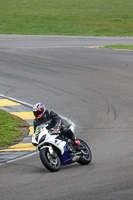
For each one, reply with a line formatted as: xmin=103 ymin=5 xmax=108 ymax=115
xmin=33 ymin=111 xmax=41 ymax=118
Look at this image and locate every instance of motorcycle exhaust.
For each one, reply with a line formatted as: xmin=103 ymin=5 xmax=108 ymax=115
xmin=72 ymin=156 xmax=80 ymax=162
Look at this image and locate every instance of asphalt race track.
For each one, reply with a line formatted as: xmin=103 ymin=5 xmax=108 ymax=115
xmin=0 ymin=35 xmax=133 ymax=200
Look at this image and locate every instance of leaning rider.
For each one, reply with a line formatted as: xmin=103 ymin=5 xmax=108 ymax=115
xmin=32 ymin=102 xmax=80 ymax=147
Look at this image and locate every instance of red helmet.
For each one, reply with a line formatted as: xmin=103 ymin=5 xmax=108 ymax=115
xmin=33 ymin=103 xmax=46 ymax=119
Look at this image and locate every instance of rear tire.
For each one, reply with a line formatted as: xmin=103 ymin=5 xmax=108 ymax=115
xmin=77 ymin=139 xmax=92 ymax=165
xmin=40 ymin=147 xmax=61 ymax=172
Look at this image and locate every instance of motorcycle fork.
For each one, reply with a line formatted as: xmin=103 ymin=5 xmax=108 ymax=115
xmin=47 ymin=144 xmax=54 ymax=154
xmin=48 ymin=143 xmax=61 ymax=160
xmin=49 ymin=143 xmax=53 ymax=149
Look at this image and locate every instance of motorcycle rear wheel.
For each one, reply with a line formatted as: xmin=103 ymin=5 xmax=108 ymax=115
xmin=40 ymin=147 xmax=61 ymax=172
xmin=77 ymin=139 xmax=92 ymax=165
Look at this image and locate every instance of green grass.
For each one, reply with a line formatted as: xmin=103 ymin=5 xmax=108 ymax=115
xmin=0 ymin=0 xmax=133 ymax=36
xmin=102 ymin=44 xmax=133 ymax=50
xmin=0 ymin=110 xmax=29 ymax=148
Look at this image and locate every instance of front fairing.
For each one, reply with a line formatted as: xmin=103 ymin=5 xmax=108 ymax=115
xmin=32 ymin=126 xmax=74 ymax=165
xmin=33 ymin=127 xmax=66 ymax=154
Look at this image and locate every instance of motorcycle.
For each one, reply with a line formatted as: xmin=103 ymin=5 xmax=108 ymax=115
xmin=32 ymin=124 xmax=92 ymax=172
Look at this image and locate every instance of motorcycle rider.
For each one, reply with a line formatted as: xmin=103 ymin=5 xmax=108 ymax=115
xmin=32 ymin=102 xmax=80 ymax=147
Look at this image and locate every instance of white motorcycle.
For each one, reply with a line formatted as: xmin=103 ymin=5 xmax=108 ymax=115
xmin=32 ymin=124 xmax=92 ymax=172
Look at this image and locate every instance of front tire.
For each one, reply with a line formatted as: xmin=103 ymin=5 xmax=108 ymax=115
xmin=77 ymin=139 xmax=92 ymax=165
xmin=40 ymin=147 xmax=61 ymax=172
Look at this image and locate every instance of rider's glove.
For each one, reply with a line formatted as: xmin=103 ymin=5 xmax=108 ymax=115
xmin=50 ymin=123 xmax=61 ymax=132
xmin=35 ymin=129 xmax=39 ymax=135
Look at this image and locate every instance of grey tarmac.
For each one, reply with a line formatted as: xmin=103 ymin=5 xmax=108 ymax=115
xmin=0 ymin=35 xmax=133 ymax=200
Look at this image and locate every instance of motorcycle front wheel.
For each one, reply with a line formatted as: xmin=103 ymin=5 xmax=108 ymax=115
xmin=40 ymin=147 xmax=61 ymax=172
xmin=77 ymin=139 xmax=92 ymax=165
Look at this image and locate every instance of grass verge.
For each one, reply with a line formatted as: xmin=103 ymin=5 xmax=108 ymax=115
xmin=0 ymin=0 xmax=133 ymax=36
xmin=102 ymin=44 xmax=133 ymax=50
xmin=0 ymin=110 xmax=29 ymax=149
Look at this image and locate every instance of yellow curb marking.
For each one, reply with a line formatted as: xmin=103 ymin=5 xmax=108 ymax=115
xmin=29 ymin=126 xmax=34 ymax=135
xmin=0 ymin=148 xmax=36 ymax=152
xmin=0 ymin=99 xmax=21 ymax=106
xmin=0 ymin=149 xmax=35 ymax=151
xmin=10 ymin=143 xmax=35 ymax=149
xmin=0 ymin=99 xmax=36 ymax=152
xmin=0 ymin=143 xmax=36 ymax=152
xmin=84 ymin=46 xmax=102 ymax=48
xmin=10 ymin=111 xmax=34 ymax=120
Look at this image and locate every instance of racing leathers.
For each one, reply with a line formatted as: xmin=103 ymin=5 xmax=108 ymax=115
xmin=33 ymin=109 xmax=80 ymax=146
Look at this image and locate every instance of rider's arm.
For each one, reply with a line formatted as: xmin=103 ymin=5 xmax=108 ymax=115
xmin=33 ymin=119 xmax=39 ymax=133
xmin=46 ymin=111 xmax=63 ymax=130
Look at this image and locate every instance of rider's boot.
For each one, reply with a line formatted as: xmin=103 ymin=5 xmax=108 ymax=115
xmin=61 ymin=126 xmax=80 ymax=148
xmin=72 ymin=138 xmax=80 ymax=148
xmin=67 ymin=129 xmax=80 ymax=147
